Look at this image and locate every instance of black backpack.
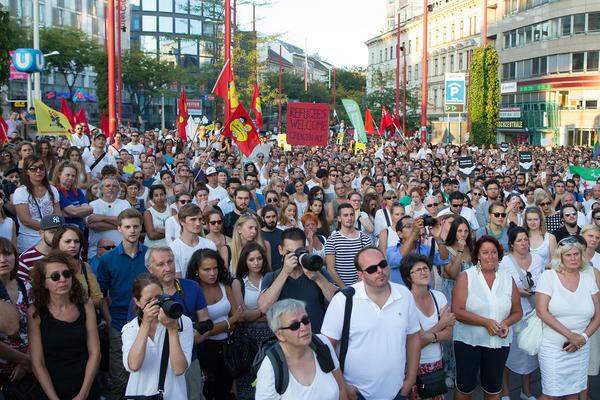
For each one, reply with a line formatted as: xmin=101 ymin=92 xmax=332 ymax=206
xmin=251 ymin=334 xmax=335 ymax=394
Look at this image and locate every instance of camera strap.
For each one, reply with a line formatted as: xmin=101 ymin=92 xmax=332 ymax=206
xmin=158 ymin=330 xmax=170 ymax=397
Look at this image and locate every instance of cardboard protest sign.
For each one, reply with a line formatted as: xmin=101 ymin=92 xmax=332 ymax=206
xmin=286 ymin=102 xmax=329 ymax=146
xmin=458 ymin=156 xmax=476 ymax=177
xmin=519 ymin=151 xmax=533 ymax=173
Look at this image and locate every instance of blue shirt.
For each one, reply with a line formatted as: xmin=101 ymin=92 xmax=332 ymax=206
xmin=97 ymin=242 xmax=148 ymax=330
xmin=475 ymin=226 xmax=509 ymax=253
xmin=58 ymin=187 xmax=88 ymax=232
xmin=89 ymin=256 xmax=100 ymax=276
xmin=249 ymin=193 xmax=265 ymax=211
xmin=386 ymin=241 xmax=449 ymax=285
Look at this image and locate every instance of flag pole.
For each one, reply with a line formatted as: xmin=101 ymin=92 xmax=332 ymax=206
xmin=277 ymin=44 xmax=283 ymax=134
xmin=224 ymin=0 xmax=231 ymax=121
xmin=332 ymin=68 xmax=337 ymax=119
xmin=107 ymin=0 xmax=116 ymax=136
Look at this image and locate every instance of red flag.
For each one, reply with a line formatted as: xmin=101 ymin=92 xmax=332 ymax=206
xmin=251 ymin=83 xmax=264 ymax=130
xmin=378 ymin=106 xmax=393 ymax=135
xmin=0 ymin=115 xmax=8 ymax=143
xmin=74 ymin=108 xmax=91 ymax=134
xmin=391 ymin=112 xmax=401 ymax=131
xmin=177 ymin=89 xmax=189 ymax=141
xmin=60 ymin=98 xmax=75 ymax=126
xmin=364 ymin=107 xmax=375 ymax=134
xmin=222 ymin=104 xmax=261 ymax=156
xmin=212 ymin=59 xmax=239 ymax=115
xmin=100 ymin=114 xmax=109 ymax=139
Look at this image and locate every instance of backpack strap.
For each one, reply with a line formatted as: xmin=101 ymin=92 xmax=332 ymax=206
xmin=428 ymin=237 xmax=436 ymax=266
xmin=266 ymin=342 xmax=289 ymax=395
xmin=311 ymin=335 xmax=335 ymax=373
xmin=338 ymin=286 xmax=355 ymax=373
xmin=383 ymin=208 xmax=391 ymax=227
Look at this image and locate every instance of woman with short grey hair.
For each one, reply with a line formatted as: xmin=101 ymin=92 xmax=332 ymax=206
xmin=255 ymin=299 xmax=346 ymax=399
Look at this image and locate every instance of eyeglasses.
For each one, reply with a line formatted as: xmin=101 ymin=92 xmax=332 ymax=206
xmin=539 ymin=201 xmax=551 ymax=206
xmin=360 ymin=260 xmax=388 ymax=274
xmin=563 ymin=211 xmax=577 ymax=217
xmin=410 ymin=266 xmax=430 ymax=275
xmin=451 ymin=203 xmax=463 ymax=208
xmin=492 ymin=212 xmax=507 ymax=218
xmin=46 ymin=269 xmax=73 ymax=282
xmin=426 ymin=203 xmax=439 ymax=208
xmin=100 ymin=245 xmax=116 ymax=250
xmin=266 ymin=197 xmax=278 ymax=203
xmin=178 ymin=199 xmax=190 ymax=204
xmin=257 ymin=155 xmax=264 ymax=159
xmin=384 ymin=196 xmax=398 ymax=200
xmin=28 ymin=164 xmax=46 ymax=172
xmin=472 ymin=192 xmax=482 ymax=196
xmin=209 ymin=220 xmax=223 ymax=226
xmin=279 ymin=315 xmax=311 ymax=331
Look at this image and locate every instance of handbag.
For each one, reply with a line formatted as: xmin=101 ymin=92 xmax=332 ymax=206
xmin=517 ymin=311 xmax=543 ymax=356
xmin=415 ymin=291 xmax=448 ymax=399
xmin=123 ymin=328 xmax=170 ymax=400
xmin=223 ymin=327 xmax=259 ymax=378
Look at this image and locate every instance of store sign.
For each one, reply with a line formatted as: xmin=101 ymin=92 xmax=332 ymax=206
xmin=499 ymin=107 xmax=521 ymax=119
xmin=500 ymin=81 xmax=517 ymax=94
xmin=498 ymin=120 xmax=524 ymax=129
xmin=519 ymin=83 xmax=551 ymax=92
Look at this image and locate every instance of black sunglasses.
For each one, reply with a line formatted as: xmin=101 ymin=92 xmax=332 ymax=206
xmin=280 ymin=315 xmax=311 ymax=331
xmin=525 ymin=270 xmax=534 ymax=288
xmin=361 ymin=260 xmax=388 ymax=274
xmin=266 ymin=198 xmax=278 ymax=203
xmin=46 ymin=269 xmax=73 ymax=282
xmin=101 ymin=245 xmax=116 ymax=250
xmin=179 ymin=199 xmax=190 ymax=204
xmin=493 ymin=212 xmax=507 ymax=218
xmin=209 ymin=220 xmax=223 ymax=225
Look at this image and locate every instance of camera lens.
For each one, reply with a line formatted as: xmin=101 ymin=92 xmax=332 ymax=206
xmin=156 ymin=295 xmax=184 ymax=319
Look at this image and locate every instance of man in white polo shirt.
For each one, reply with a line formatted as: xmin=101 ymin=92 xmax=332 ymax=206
xmin=321 ymin=247 xmax=421 ymax=400
xmin=172 ymin=203 xmax=216 ymax=278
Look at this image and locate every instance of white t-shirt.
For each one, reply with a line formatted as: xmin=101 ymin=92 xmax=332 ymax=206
xmin=124 ymin=142 xmax=146 ymax=165
xmin=164 ymin=215 xmax=181 ymax=247
xmin=70 ymin=134 xmax=91 ymax=149
xmin=172 ymin=237 xmax=217 ymax=277
xmin=82 ymin=147 xmax=116 ymax=178
xmin=321 ymin=281 xmax=420 ymax=399
xmin=207 ymin=184 xmax=228 ymax=203
xmin=87 ymin=198 xmax=130 ymax=259
xmin=416 ymin=290 xmax=447 ymax=364
xmin=437 ymin=206 xmax=480 ymax=230
xmin=122 ymin=315 xmax=193 ymax=400
xmin=12 ymin=185 xmax=60 ymax=252
xmin=255 ymin=334 xmax=340 ymax=400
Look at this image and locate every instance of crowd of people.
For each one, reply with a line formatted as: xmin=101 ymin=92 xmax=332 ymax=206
xmin=0 ymin=120 xmax=599 ymax=400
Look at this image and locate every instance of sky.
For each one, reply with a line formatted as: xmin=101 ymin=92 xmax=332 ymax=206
xmin=236 ymin=0 xmax=387 ymax=68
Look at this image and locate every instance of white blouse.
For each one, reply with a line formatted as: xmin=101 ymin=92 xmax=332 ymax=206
xmin=453 ymin=267 xmax=514 ymax=348
xmin=122 ymin=316 xmax=194 ymax=400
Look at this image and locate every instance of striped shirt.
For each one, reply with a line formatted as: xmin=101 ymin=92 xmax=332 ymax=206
xmin=17 ymin=247 xmax=45 ymax=282
xmin=325 ymin=230 xmax=373 ymax=286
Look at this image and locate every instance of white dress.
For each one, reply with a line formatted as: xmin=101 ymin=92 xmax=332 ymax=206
xmin=143 ymin=206 xmax=172 ymax=248
xmin=499 ymin=254 xmax=544 ymax=375
xmin=536 ymin=269 xmax=599 ymax=396
xmin=530 ymin=233 xmax=551 ymax=267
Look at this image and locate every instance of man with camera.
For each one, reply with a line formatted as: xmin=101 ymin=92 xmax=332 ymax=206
xmin=145 ymin=246 xmax=211 ymax=400
xmin=258 ymin=228 xmax=338 ymax=333
xmin=386 ymin=216 xmax=449 ymax=285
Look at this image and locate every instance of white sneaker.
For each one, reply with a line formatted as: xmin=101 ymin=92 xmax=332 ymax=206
xmin=520 ymin=393 xmax=537 ymax=400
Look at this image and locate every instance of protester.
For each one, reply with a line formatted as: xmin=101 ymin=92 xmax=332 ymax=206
xmin=204 ymin=207 xmax=232 ymax=267
xmin=28 ymin=251 xmax=100 ymax=399
xmin=17 ymin=214 xmax=64 ymax=282
xmin=143 ymin=184 xmax=172 ymax=247
xmin=53 ymin=160 xmax=93 ymax=233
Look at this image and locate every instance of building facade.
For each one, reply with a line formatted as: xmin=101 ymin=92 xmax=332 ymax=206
xmin=366 ymin=0 xmax=483 ymax=143
xmin=488 ymin=0 xmax=600 ymax=146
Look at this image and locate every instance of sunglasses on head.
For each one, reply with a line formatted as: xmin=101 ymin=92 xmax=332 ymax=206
xmin=46 ymin=269 xmax=73 ymax=282
xmin=279 ymin=315 xmax=311 ymax=331
xmin=361 ymin=260 xmax=388 ymax=274
xmin=558 ymin=236 xmax=582 ymax=247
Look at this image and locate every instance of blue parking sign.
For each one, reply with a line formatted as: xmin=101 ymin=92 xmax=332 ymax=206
xmin=445 ymin=73 xmax=466 ymax=105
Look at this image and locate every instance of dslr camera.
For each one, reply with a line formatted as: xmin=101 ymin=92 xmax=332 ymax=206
xmin=422 ymin=215 xmax=437 ymax=227
xmin=193 ymin=319 xmax=214 ymax=335
xmin=156 ymin=294 xmax=184 ymax=319
xmin=294 ymin=247 xmax=324 ymax=272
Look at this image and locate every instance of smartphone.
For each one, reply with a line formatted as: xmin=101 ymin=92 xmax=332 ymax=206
xmin=563 ymin=342 xmax=570 ymax=349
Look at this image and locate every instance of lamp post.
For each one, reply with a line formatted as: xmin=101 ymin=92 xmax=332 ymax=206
xmin=420 ymin=0 xmax=429 ymax=144
xmin=32 ymin=0 xmax=40 ymax=101
xmin=400 ymin=45 xmax=407 ymax=137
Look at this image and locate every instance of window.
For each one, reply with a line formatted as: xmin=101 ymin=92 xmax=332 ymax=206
xmin=434 ymin=58 xmax=438 ymax=75
xmin=533 ymin=23 xmax=541 ymax=41
xmin=159 ymin=36 xmax=178 ymax=55
xmin=384 ymin=48 xmax=388 ymax=61
xmin=415 ymin=63 xmax=419 ymax=80
xmin=140 ymin=35 xmax=157 ymax=53
xmin=510 ymin=30 xmax=517 ymax=47
xmin=131 ymin=16 xmax=141 ymax=31
xmin=540 ymin=56 xmax=547 ymax=75
xmin=158 ymin=0 xmax=172 ymax=12
xmin=190 ymin=19 xmax=202 ymax=34
xmin=202 ymin=21 xmax=214 ymax=36
xmin=557 ymin=53 xmax=570 ymax=72
xmin=586 ymin=100 xmax=598 ymax=109
xmin=158 ymin=16 xmax=172 ymax=32
xmin=573 ymin=13 xmax=585 ymax=34
xmin=142 ymin=15 xmax=157 ymax=31
xmin=549 ymin=18 xmax=559 ymax=38
xmin=517 ymin=28 xmax=525 ymax=46
xmin=450 ymin=55 xmax=454 ymax=72
xmin=532 ymin=57 xmax=540 ymax=76
xmin=442 ymin=56 xmax=446 ymax=73
xmin=525 ymin=26 xmax=532 ymax=44
xmin=503 ymin=32 xmax=510 ymax=49
xmin=547 ymin=54 xmax=558 ymax=74
xmin=141 ymin=0 xmax=156 ymax=11
xmin=189 ymin=0 xmax=201 ymax=16
xmin=180 ymin=39 xmax=198 ymax=55
xmin=561 ymin=16 xmax=571 ymax=36
xmin=390 ymin=46 xmax=394 ymax=59
xmin=175 ymin=18 xmax=188 ymax=34
xmin=572 ymin=52 xmax=585 ymax=72
xmin=408 ymin=66 xmax=412 ymax=81
xmin=587 ymin=51 xmax=599 ymax=71
xmin=589 ymin=12 xmax=600 ymax=31
xmin=541 ymin=21 xmax=549 ymax=40
xmin=458 ymin=53 xmax=463 ymax=70
xmin=175 ymin=0 xmax=188 ymax=13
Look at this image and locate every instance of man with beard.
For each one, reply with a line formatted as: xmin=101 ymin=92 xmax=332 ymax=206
xmin=17 ymin=214 xmax=65 ymax=282
xmin=476 ymin=179 xmax=502 ymax=228
xmin=260 ymin=204 xmax=283 ymax=269
xmin=223 ymin=186 xmax=251 ymax=236
xmin=550 ymin=205 xmax=581 ymax=245
xmin=97 ymin=209 xmax=147 ymax=400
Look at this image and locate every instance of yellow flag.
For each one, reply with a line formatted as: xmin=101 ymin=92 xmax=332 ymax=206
xmin=355 ymin=142 xmax=366 ymax=154
xmin=33 ymin=99 xmax=73 ymax=140
xmin=123 ymin=163 xmax=136 ymax=174
xmin=277 ymin=134 xmax=287 ymax=148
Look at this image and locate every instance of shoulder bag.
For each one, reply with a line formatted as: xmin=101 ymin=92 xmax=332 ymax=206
xmin=516 ymin=311 xmax=543 ymax=356
xmin=123 ymin=329 xmax=170 ymax=400
xmin=415 ymin=291 xmax=448 ymax=399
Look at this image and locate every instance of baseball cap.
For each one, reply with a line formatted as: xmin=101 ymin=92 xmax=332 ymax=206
xmin=205 ymin=166 xmax=217 ymax=176
xmin=94 ymin=131 xmax=106 ymax=139
xmin=40 ymin=214 xmax=65 ymax=230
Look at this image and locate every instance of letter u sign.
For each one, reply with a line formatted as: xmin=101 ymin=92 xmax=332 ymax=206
xmin=12 ymin=48 xmax=45 ymax=73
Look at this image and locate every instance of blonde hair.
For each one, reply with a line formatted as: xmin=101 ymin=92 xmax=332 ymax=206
xmin=229 ymin=214 xmax=266 ymax=275
xmin=279 ymin=202 xmax=299 ymax=227
xmin=551 ymin=240 xmax=588 ymax=273
xmin=52 ymin=160 xmax=81 ymax=190
xmin=581 ymin=224 xmax=600 ymax=237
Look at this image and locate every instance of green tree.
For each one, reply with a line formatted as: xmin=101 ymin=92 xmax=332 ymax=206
xmin=366 ymin=68 xmax=420 ymax=133
xmin=0 ymin=7 xmax=30 ymax=87
xmin=468 ymin=45 xmax=500 ymax=145
xmin=39 ymin=27 xmax=102 ymax=99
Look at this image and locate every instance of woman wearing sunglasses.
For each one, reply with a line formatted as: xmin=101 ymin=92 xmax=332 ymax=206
xmin=204 ymin=207 xmax=232 ymax=268
xmin=536 ymin=236 xmax=600 ymax=399
xmin=476 ymin=202 xmax=510 ymax=253
xmin=13 ymin=155 xmax=62 ymax=252
xmin=255 ymin=299 xmax=345 ymax=400
xmin=28 ymin=251 xmax=100 ymax=400
xmin=498 ymin=227 xmax=544 ymax=400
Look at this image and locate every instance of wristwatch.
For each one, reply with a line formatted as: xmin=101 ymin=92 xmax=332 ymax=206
xmin=431 ymin=333 xmax=438 ymax=343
